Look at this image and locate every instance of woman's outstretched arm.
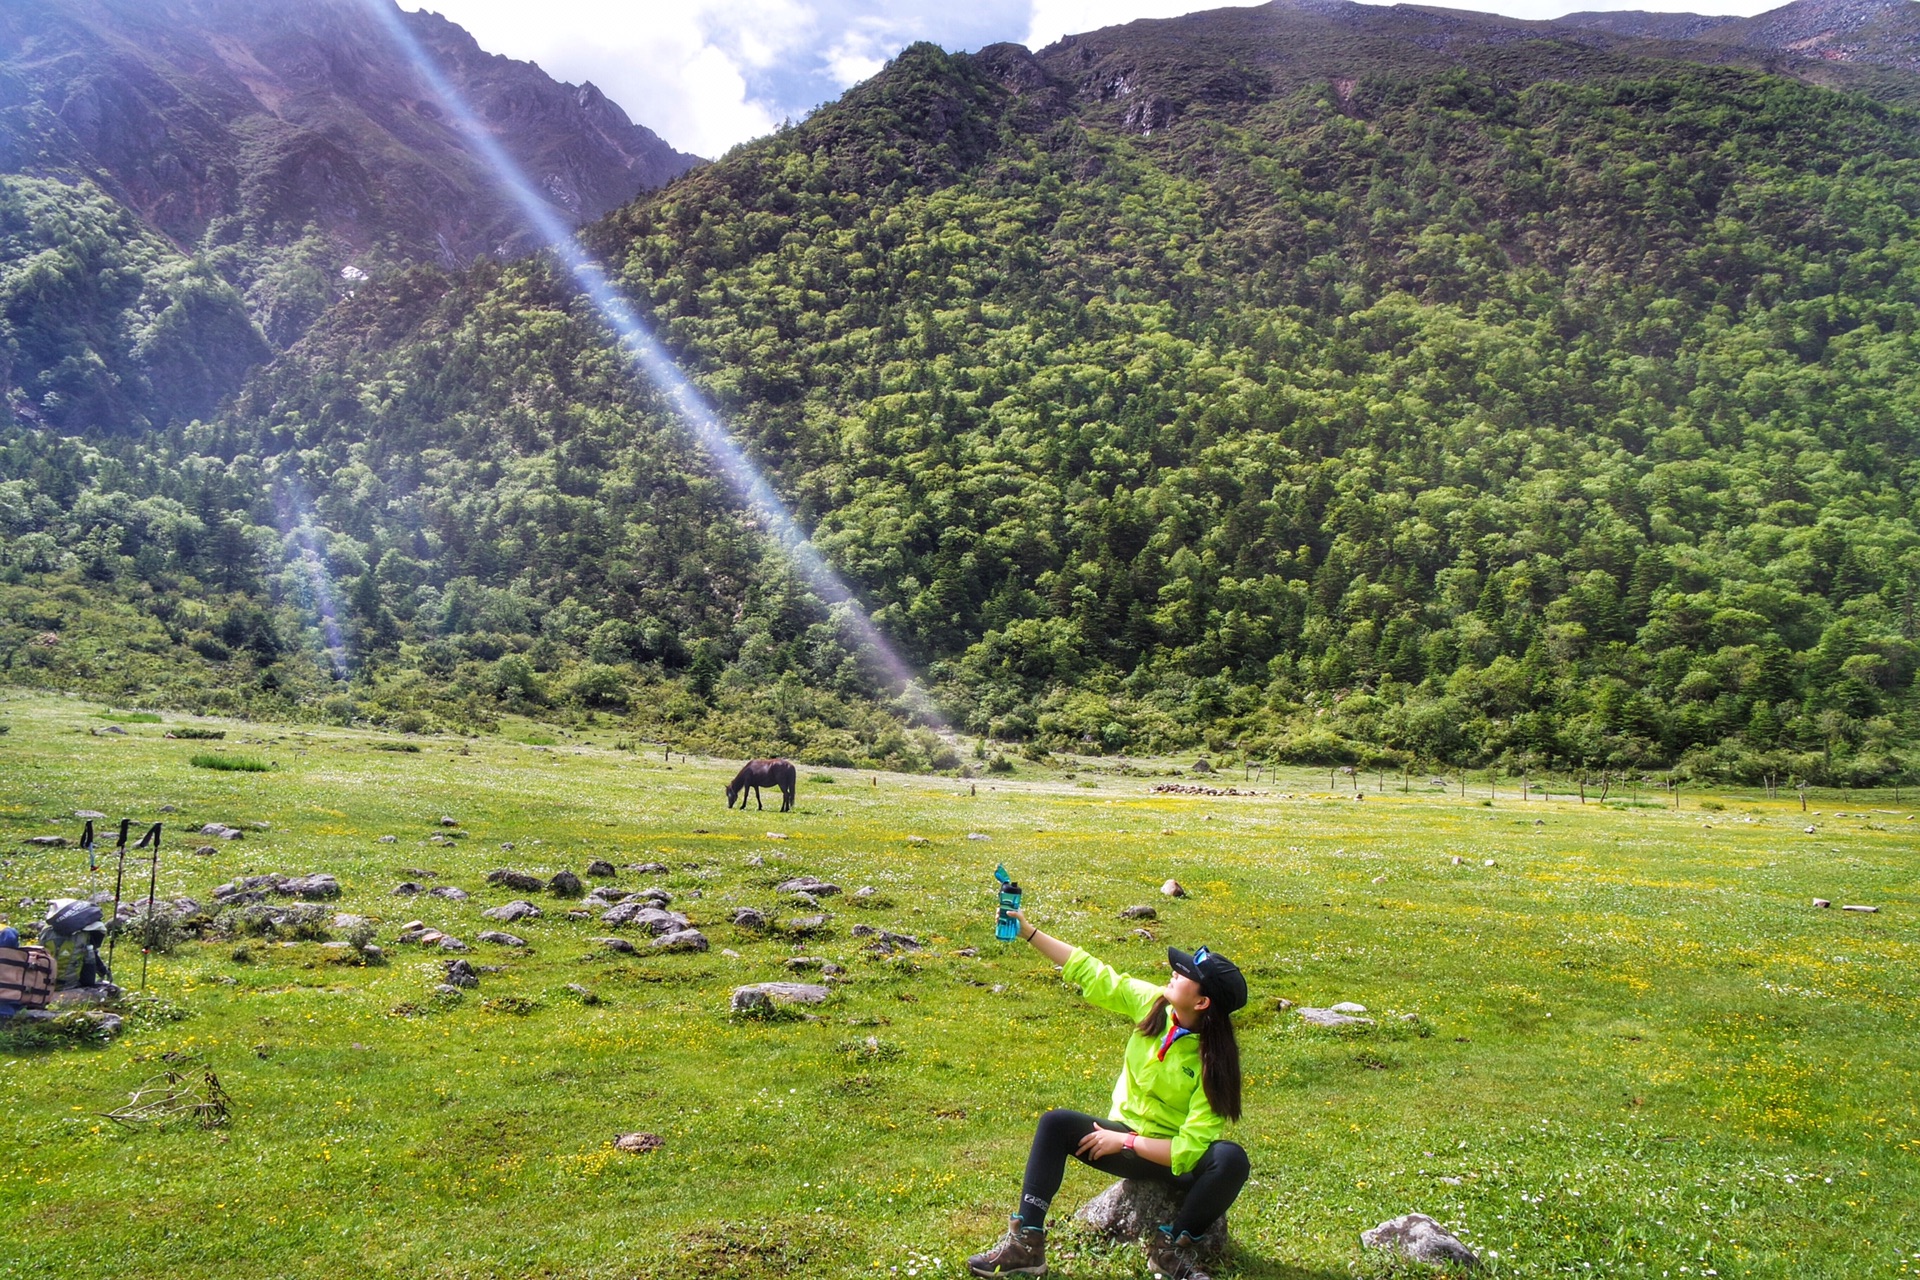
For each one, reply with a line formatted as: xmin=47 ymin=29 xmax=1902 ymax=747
xmin=1006 ymin=908 xmax=1073 ymax=966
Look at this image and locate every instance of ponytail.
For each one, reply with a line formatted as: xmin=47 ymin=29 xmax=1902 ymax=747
xmin=1136 ymin=996 xmax=1243 ymax=1122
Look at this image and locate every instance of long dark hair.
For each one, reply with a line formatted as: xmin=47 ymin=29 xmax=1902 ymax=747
xmin=1137 ymin=996 xmax=1242 ymax=1121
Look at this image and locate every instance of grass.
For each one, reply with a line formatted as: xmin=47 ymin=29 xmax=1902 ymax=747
xmin=0 ymin=691 xmax=1914 ymax=1279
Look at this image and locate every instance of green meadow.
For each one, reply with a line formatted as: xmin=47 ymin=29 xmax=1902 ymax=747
xmin=0 ymin=690 xmax=1914 ymax=1280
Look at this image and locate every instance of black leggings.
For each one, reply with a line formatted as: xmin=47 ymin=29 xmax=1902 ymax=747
xmin=1017 ymin=1108 xmax=1249 ymax=1239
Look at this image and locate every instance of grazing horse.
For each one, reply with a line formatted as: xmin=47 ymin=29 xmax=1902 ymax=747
xmin=727 ymin=758 xmax=796 ymax=812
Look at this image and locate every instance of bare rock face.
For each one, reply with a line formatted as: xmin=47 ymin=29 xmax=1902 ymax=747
xmin=1361 ymin=1213 xmax=1478 ymax=1266
xmin=1075 ymin=1180 xmax=1228 ymax=1260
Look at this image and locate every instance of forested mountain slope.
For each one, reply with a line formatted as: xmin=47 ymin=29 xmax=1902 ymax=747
xmin=0 ymin=0 xmax=699 ymax=429
xmin=4 ymin=4 xmax=1918 ymax=783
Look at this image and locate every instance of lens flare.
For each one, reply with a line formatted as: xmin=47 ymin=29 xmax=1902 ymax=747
xmin=273 ymin=480 xmax=349 ymax=681
xmin=358 ymin=0 xmax=941 ymax=724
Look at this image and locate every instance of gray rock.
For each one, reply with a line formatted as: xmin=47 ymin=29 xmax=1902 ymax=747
xmin=1119 ymin=905 xmax=1158 ymax=920
xmin=785 ymin=956 xmax=830 ymax=971
xmin=592 ymin=937 xmax=636 ymax=954
xmin=548 ymin=870 xmax=585 ymax=898
xmin=853 ymin=885 xmax=879 ymax=899
xmin=730 ymin=982 xmax=831 ymax=1013
xmin=483 ymin=900 xmax=542 ymax=923
xmin=782 ymin=914 xmax=830 ymax=937
xmin=444 ymin=959 xmax=479 ymax=988
xmin=433 ymin=983 xmax=465 ymax=997
xmin=600 ymin=902 xmax=688 ymax=933
xmin=439 ymin=817 xmax=460 ymax=827
xmin=331 ymin=913 xmax=370 ymax=931
xmin=1299 ymin=1007 xmax=1375 ymax=1027
xmin=426 ymin=885 xmax=469 ymax=901
xmin=652 ymin=928 xmax=709 ymax=953
xmin=775 ymin=876 xmax=842 ymax=897
xmin=391 ymin=882 xmax=424 ymax=896
xmin=282 ymin=874 xmax=340 ymax=899
xmin=586 ymin=859 xmax=617 ymax=877
xmin=1161 ymin=879 xmax=1187 ymax=898
xmin=1361 ymin=1213 xmax=1478 ymax=1266
xmin=75 ymin=810 xmax=108 ymax=820
xmin=360 ymin=945 xmax=384 ymax=963
xmin=1075 ymin=1180 xmax=1227 ymax=1259
xmin=436 ymin=936 xmax=469 ymax=952
xmin=637 ymin=888 xmax=673 ymax=906
xmin=628 ymin=861 xmax=670 ymax=874
xmin=194 ymin=845 xmax=218 ymax=856
xmin=1330 ymin=1001 xmax=1368 ymax=1014
xmin=24 ymin=836 xmax=68 ymax=847
xmin=486 ymin=869 xmax=546 ymax=892
xmin=731 ymin=907 xmax=769 ymax=929
xmin=476 ymin=930 xmax=528 ymax=947
xmin=378 ymin=835 xmax=397 ymax=843
xmin=199 ymin=823 xmax=244 ymax=840
xmin=94 ymin=724 xmax=128 ymax=736
xmin=788 ymin=891 xmax=821 ymax=908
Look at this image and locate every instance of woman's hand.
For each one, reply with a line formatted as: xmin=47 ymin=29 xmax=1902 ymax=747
xmin=1075 ymin=1127 xmax=1133 ymax=1161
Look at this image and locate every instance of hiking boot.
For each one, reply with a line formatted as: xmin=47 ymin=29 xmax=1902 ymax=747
xmin=1144 ymin=1227 xmax=1212 ymax=1280
xmin=967 ymin=1218 xmax=1047 ymax=1277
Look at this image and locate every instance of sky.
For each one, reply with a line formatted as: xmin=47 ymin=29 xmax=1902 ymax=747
xmin=403 ymin=0 xmax=1783 ymax=158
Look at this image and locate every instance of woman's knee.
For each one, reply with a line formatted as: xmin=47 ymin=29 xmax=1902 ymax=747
xmin=1036 ymin=1108 xmax=1087 ymax=1140
xmin=1206 ymin=1140 xmax=1250 ymax=1181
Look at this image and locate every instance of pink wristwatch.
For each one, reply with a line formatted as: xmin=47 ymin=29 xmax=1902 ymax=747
xmin=1124 ymin=1133 xmax=1138 ymax=1153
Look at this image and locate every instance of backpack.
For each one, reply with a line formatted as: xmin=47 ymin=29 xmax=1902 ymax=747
xmin=45 ymin=899 xmax=104 ymax=933
xmin=0 ymin=946 xmax=56 ymax=1013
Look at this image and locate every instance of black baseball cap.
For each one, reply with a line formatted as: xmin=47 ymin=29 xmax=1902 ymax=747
xmin=1167 ymin=945 xmax=1247 ymax=1015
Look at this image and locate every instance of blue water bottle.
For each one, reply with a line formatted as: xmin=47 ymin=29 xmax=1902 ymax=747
xmin=994 ymin=864 xmax=1022 ymax=941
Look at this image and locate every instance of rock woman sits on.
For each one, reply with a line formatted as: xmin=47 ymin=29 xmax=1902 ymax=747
xmin=968 ymin=909 xmax=1249 ymax=1280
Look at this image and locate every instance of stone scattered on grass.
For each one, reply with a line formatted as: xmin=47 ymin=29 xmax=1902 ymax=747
xmin=782 ymin=914 xmax=831 ymax=937
xmin=426 ymin=885 xmax=469 ymax=901
xmin=443 ymin=959 xmax=479 ymax=988
xmin=439 ymin=817 xmax=460 ymax=827
xmin=1161 ymin=879 xmax=1186 ymax=897
xmin=776 ymin=876 xmax=842 ymax=897
xmin=730 ymin=982 xmax=831 ymax=1013
xmin=75 ymin=809 xmax=108 ymax=820
xmin=731 ymin=907 xmax=769 ymax=929
xmin=483 ymin=900 xmax=542 ymax=923
xmin=213 ymin=873 xmax=338 ymax=903
xmin=628 ymin=861 xmax=670 ymax=874
xmin=1331 ymin=1001 xmax=1368 ymax=1014
xmin=199 ymin=823 xmax=245 ymax=840
xmin=652 ymin=928 xmax=709 ymax=952
xmin=1361 ymin=1213 xmax=1478 ymax=1267
xmin=476 ymin=930 xmax=527 ymax=947
xmin=548 ymin=870 xmax=585 ymax=897
xmin=1813 ymin=898 xmax=1831 ymax=908
xmin=486 ymin=869 xmax=545 ymax=892
xmin=1842 ymin=904 xmax=1880 ymax=913
xmin=567 ymin=983 xmax=601 ymax=1005
xmin=1299 ymin=1007 xmax=1375 ymax=1027
xmin=614 ymin=1132 xmax=663 ymax=1153
xmin=1076 ymin=1179 xmax=1227 ymax=1259
xmin=600 ymin=903 xmax=688 ymax=933
xmin=437 ymin=936 xmax=469 ymax=952
xmin=1119 ymin=904 xmax=1157 ymax=920
xmin=593 ymin=936 xmax=636 ymax=954
xmin=586 ymin=859 xmax=616 ymax=878
xmin=378 ymin=835 xmax=397 ymax=844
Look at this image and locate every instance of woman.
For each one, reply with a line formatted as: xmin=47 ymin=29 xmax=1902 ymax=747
xmin=968 ymin=908 xmax=1250 ymax=1280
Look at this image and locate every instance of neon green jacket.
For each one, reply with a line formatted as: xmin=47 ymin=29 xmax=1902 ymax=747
xmin=1062 ymin=947 xmax=1225 ymax=1175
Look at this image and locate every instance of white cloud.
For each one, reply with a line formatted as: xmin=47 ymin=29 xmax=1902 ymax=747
xmin=1024 ymin=0 xmax=1268 ymax=49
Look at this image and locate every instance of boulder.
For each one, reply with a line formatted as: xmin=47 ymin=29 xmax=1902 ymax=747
xmin=1330 ymin=1002 xmax=1368 ymax=1014
xmin=592 ymin=937 xmax=636 ymax=954
xmin=782 ymin=914 xmax=831 ymax=937
xmin=476 ymin=930 xmax=527 ymax=947
xmin=1299 ymin=1007 xmax=1374 ymax=1027
xmin=585 ymin=859 xmax=617 ymax=878
xmin=392 ymin=882 xmax=424 ymax=896
xmin=426 ymin=885 xmax=469 ymax=901
xmin=614 ymin=1131 xmax=663 ymax=1153
xmin=652 ymin=928 xmax=709 ymax=953
xmin=731 ymin=908 xmax=769 ymax=929
xmin=437 ymin=936 xmax=469 ymax=952
xmin=730 ymin=982 xmax=831 ymax=1013
xmin=483 ymin=900 xmax=542 ymax=923
xmin=443 ymin=959 xmax=479 ymax=988
xmin=600 ymin=903 xmax=688 ymax=934
xmin=775 ymin=876 xmax=842 ymax=897
xmin=1161 ymin=880 xmax=1186 ymax=898
xmin=1361 ymin=1213 xmax=1478 ymax=1266
xmin=282 ymin=874 xmax=340 ymax=899
xmin=1119 ymin=905 xmax=1158 ymax=920
xmin=1075 ymin=1180 xmax=1227 ymax=1260
xmin=628 ymin=862 xmax=670 ymax=874
xmin=548 ymin=870 xmax=585 ymax=898
xmin=485 ymin=869 xmax=546 ymax=892
xmin=199 ymin=823 xmax=244 ymax=840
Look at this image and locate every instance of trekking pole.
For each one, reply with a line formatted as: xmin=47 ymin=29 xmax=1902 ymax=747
xmin=80 ymin=819 xmax=95 ymax=875
xmin=105 ymin=819 xmax=132 ymax=976
xmin=136 ymin=822 xmax=162 ymax=991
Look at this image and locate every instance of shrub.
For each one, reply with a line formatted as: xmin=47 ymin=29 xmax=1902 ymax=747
xmin=190 ymin=753 xmax=273 ymax=772
xmin=169 ymin=727 xmax=225 ymax=739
